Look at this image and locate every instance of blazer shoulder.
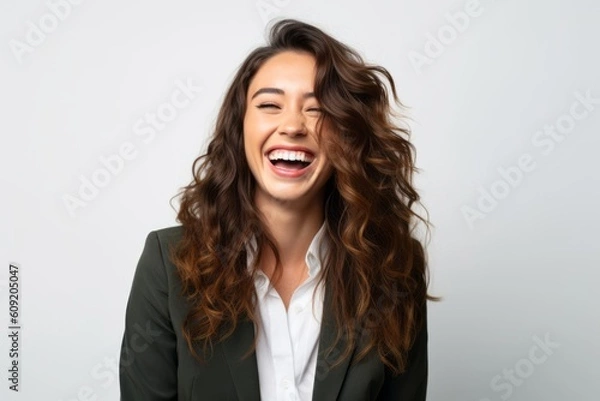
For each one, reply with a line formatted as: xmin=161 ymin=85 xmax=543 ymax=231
xmin=153 ymin=224 xmax=184 ymax=242
xmin=143 ymin=225 xmax=184 ymax=270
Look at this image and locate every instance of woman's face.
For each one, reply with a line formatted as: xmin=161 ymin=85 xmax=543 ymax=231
xmin=243 ymin=50 xmax=333 ymax=210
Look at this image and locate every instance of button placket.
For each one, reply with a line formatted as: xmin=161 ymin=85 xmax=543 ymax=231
xmin=268 ymin=290 xmax=296 ymax=400
xmin=248 ymin=221 xmax=329 ymax=401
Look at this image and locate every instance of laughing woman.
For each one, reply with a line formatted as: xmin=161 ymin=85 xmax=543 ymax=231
xmin=119 ymin=19 xmax=435 ymax=401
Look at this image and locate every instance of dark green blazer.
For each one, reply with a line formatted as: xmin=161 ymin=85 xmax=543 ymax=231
xmin=119 ymin=226 xmax=428 ymax=400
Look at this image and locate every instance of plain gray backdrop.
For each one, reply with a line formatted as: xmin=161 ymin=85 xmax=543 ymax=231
xmin=1 ymin=0 xmax=598 ymax=400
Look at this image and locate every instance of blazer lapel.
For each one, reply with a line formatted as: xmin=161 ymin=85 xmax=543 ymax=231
xmin=220 ymin=317 xmax=261 ymax=401
xmin=311 ymin=282 xmax=356 ymax=400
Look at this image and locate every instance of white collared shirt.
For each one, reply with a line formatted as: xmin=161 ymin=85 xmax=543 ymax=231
xmin=246 ymin=222 xmax=329 ymax=401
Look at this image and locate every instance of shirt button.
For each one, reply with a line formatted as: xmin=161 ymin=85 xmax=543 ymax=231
xmin=282 ymin=378 xmax=292 ymax=389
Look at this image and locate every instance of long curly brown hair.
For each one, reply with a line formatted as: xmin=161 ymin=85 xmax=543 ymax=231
xmin=170 ymin=18 xmax=436 ymax=376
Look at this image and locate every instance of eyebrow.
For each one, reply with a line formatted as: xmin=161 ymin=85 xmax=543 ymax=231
xmin=250 ymin=87 xmax=316 ymax=100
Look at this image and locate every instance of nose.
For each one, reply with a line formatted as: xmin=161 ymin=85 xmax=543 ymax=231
xmin=278 ymin=109 xmax=307 ymax=137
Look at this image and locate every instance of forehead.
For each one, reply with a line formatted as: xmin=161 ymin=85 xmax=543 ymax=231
xmin=248 ymin=51 xmax=317 ymax=93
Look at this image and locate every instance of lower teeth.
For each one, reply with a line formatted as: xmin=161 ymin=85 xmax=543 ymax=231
xmin=272 ymin=160 xmax=310 ymax=169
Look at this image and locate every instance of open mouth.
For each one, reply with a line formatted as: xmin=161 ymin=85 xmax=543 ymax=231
xmin=268 ymin=159 xmax=312 ymax=170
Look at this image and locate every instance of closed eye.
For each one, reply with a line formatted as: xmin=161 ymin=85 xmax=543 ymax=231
xmin=256 ymin=103 xmax=280 ymax=109
xmin=255 ymin=104 xmax=322 ymax=113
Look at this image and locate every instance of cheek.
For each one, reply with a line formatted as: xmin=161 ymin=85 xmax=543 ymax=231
xmin=243 ymin=132 xmax=257 ymax=171
xmin=242 ymin=134 xmax=260 ymax=181
xmin=242 ymin=113 xmax=255 ymax=150
xmin=242 ymin=125 xmax=263 ymax=175
xmin=243 ymin=113 xmax=274 ymax=152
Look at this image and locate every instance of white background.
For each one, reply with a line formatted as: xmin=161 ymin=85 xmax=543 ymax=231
xmin=1 ymin=0 xmax=599 ymax=400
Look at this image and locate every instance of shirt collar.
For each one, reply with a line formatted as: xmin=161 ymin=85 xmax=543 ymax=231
xmin=245 ymin=221 xmax=329 ymax=280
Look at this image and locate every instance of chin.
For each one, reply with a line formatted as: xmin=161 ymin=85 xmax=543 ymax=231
xmin=257 ymin=184 xmax=315 ymax=204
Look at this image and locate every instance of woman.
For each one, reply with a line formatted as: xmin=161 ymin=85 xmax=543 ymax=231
xmin=119 ymin=18 xmax=435 ymax=401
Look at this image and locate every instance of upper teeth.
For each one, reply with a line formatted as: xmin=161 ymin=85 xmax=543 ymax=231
xmin=268 ymin=150 xmax=314 ymax=162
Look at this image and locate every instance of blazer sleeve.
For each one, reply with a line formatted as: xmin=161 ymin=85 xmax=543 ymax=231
xmin=119 ymin=231 xmax=178 ymax=400
xmin=377 ymin=302 xmax=428 ymax=401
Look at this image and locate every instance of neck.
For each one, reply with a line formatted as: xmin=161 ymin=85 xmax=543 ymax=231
xmin=255 ymin=195 xmax=325 ymax=274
